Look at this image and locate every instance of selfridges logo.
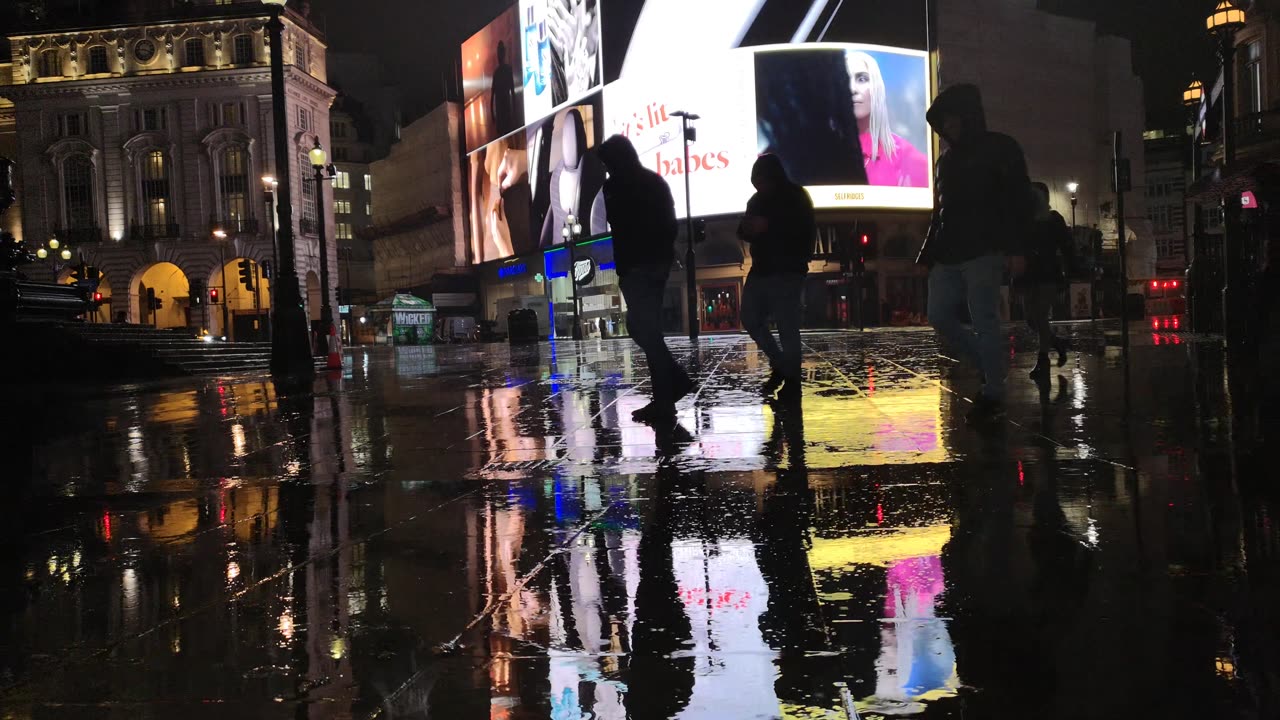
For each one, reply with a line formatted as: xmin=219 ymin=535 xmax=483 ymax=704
xmin=618 ymin=101 xmax=732 ymax=178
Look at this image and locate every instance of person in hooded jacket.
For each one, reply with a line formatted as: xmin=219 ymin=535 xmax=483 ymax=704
xmin=598 ymin=134 xmax=694 ymax=425
xmin=918 ymin=84 xmax=1032 ymax=424
xmin=739 ymin=154 xmax=817 ymax=400
xmin=1023 ymin=181 xmax=1074 ymax=378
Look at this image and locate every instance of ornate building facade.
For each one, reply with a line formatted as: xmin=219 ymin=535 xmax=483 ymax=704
xmin=0 ymin=0 xmax=336 ymax=338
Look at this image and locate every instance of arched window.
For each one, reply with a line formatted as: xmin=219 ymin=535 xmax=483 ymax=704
xmin=87 ymin=45 xmax=109 ymax=74
xmin=232 ymin=34 xmax=254 ymax=65
xmin=39 ymin=49 xmax=61 ymax=78
xmin=184 ymin=37 xmax=206 ymax=67
xmin=219 ymin=146 xmax=250 ymax=232
xmin=140 ymin=150 xmax=171 ymax=230
xmin=63 ymin=155 xmax=95 ymax=232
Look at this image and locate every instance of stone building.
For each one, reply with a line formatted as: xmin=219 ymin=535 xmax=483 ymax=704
xmin=0 ymin=0 xmax=336 ymax=339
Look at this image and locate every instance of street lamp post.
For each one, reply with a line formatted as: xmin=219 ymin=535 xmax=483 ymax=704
xmin=262 ymin=0 xmax=314 ymax=379
xmin=308 ymin=139 xmax=337 ymax=347
xmin=1182 ymin=80 xmax=1209 ymax=331
xmin=1066 ymin=181 xmax=1079 ymax=230
xmin=213 ymin=226 xmax=230 ymax=339
xmin=1207 ymin=1 xmax=1249 ymax=345
xmin=672 ymin=110 xmax=699 ymax=342
xmin=561 ymin=214 xmax=584 ymax=340
xmin=262 ymin=175 xmax=278 ymax=307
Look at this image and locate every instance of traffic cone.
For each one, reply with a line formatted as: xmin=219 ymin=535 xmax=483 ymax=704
xmin=326 ymin=324 xmax=342 ymax=370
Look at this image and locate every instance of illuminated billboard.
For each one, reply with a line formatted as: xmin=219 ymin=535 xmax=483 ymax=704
xmin=463 ymin=1 xmax=934 ymax=263
xmin=462 ymin=6 xmax=525 ymax=154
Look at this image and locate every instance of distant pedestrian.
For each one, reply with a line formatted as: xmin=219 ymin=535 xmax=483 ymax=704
xmin=918 ymin=84 xmax=1032 ymax=424
xmin=598 ymin=135 xmax=693 ymax=425
xmin=1023 ymin=182 xmax=1073 ymax=377
xmin=739 ymin=154 xmax=816 ymax=401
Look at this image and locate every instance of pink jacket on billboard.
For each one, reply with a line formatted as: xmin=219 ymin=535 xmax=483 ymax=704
xmin=860 ymin=132 xmax=930 ymax=188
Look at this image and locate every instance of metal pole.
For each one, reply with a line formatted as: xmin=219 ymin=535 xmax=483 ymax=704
xmin=221 ymin=244 xmax=229 ymax=339
xmin=1221 ymin=34 xmax=1238 ymax=168
xmin=1114 ymin=131 xmax=1129 ymax=355
xmin=266 ymin=7 xmax=315 ymax=379
xmin=568 ymin=228 xmax=582 ymax=340
xmin=677 ymin=113 xmax=699 ymax=342
xmin=314 ymin=164 xmax=335 ymax=341
xmin=253 ymin=262 xmax=262 ymax=340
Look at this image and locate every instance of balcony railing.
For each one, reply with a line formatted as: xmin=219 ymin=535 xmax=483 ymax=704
xmin=1235 ymin=110 xmax=1280 ymax=147
xmin=129 ymin=223 xmax=181 ymax=241
xmin=55 ymin=226 xmax=104 ymax=244
xmin=208 ymin=216 xmax=260 ymax=235
xmin=299 ymin=217 xmax=318 ymax=236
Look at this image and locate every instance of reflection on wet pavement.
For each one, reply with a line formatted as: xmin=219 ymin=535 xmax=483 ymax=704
xmin=2 ymin=328 xmax=1278 ymax=719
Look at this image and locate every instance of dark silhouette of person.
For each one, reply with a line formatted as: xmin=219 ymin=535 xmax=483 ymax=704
xmin=598 ymin=134 xmax=693 ymax=425
xmin=918 ymin=83 xmax=1032 ymax=426
xmin=739 ymin=154 xmax=816 ymax=400
xmin=1022 ymin=181 xmax=1074 ymax=378
xmin=625 ymin=465 xmax=698 ymax=719
xmin=490 ymin=41 xmax=516 ymax=136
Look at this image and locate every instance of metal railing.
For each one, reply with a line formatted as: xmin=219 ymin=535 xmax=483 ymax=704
xmin=208 ymin=216 xmax=260 ymax=235
xmin=299 ymin=217 xmax=318 ymax=236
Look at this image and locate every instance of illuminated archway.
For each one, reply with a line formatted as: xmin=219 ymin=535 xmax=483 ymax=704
xmin=210 ymin=257 xmax=272 ymax=341
xmin=133 ymin=262 xmax=190 ymax=329
xmin=305 ymin=271 xmax=321 ymax=322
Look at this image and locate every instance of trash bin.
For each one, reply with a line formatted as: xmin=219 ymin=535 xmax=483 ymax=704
xmin=507 ymin=308 xmax=539 ymax=344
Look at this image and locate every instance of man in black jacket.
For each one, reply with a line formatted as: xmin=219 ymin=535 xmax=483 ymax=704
xmin=1023 ymin=181 xmax=1074 ymax=378
xmin=918 ymin=84 xmax=1031 ymax=424
xmin=739 ymin=154 xmax=816 ymax=400
xmin=598 ymin=135 xmax=693 ymax=424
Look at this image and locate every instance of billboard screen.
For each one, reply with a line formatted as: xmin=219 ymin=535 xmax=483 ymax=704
xmin=464 ymin=1 xmax=933 ymax=262
xmin=462 ymin=6 xmax=526 ymax=154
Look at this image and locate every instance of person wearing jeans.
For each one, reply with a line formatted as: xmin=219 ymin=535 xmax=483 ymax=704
xmin=598 ymin=135 xmax=692 ymax=424
xmin=741 ymin=271 xmax=806 ymax=389
xmin=927 ymin=255 xmax=1009 ymax=404
xmin=918 ymin=84 xmax=1031 ymax=424
xmin=738 ymin=154 xmax=816 ymax=400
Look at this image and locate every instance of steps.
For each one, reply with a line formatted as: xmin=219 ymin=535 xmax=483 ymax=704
xmin=51 ymin=323 xmax=289 ymax=378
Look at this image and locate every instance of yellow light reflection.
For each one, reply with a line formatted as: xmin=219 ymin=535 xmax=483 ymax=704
xmin=807 ymin=525 xmax=951 ymax=572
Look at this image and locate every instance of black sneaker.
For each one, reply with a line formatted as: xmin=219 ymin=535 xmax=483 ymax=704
xmin=761 ymin=369 xmax=786 ymax=397
xmin=965 ymin=395 xmax=1006 ymax=425
xmin=632 ymin=401 xmax=677 ymax=425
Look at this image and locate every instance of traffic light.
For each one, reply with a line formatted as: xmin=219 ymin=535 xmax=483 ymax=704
xmin=92 ymin=291 xmax=103 ymax=305
xmin=692 ymin=219 xmax=708 ymax=244
xmin=260 ymin=260 xmax=272 ymax=281
xmin=146 ymin=287 xmax=162 ymax=311
xmin=190 ymin=279 xmax=205 ymax=306
xmin=858 ymin=223 xmax=878 ymax=260
xmin=237 ymin=259 xmax=255 ymax=291
xmin=209 ymin=287 xmax=220 ymax=304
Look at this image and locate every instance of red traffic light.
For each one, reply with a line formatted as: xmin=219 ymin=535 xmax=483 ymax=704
xmin=209 ymin=288 xmax=220 ymax=303
xmin=860 ymin=234 xmax=870 ymax=245
xmin=92 ymin=291 xmax=103 ymax=303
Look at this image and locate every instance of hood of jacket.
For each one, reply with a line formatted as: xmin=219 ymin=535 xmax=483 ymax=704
xmin=750 ymin=153 xmax=790 ymax=191
xmin=598 ymin=134 xmax=642 ymax=176
xmin=927 ymin=83 xmax=987 ymax=145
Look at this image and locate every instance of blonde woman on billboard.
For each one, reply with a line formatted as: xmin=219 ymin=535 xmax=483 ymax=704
xmin=847 ymin=51 xmax=929 ymax=188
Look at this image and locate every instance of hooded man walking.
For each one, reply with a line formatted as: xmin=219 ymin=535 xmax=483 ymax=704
xmin=918 ymin=84 xmax=1032 ymax=424
xmin=598 ymin=135 xmax=693 ymax=425
xmin=739 ymin=154 xmax=816 ymax=401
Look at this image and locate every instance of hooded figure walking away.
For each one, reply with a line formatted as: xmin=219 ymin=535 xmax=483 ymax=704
xmin=918 ymin=84 xmax=1032 ymax=425
xmin=1023 ymin=181 xmax=1074 ymax=378
xmin=598 ymin=135 xmax=694 ymax=425
xmin=739 ymin=154 xmax=816 ymax=401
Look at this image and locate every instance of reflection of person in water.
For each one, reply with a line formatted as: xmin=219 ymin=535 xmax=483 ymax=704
xmin=491 ymin=41 xmax=516 ymax=136
xmin=537 ymin=108 xmax=605 ymax=247
xmin=847 ymin=51 xmax=929 ymax=188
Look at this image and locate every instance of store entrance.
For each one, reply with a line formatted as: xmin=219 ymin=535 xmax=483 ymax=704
xmin=700 ymin=283 xmax=740 ymax=332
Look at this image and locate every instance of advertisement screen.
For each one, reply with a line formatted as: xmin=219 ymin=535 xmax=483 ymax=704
xmin=528 ymin=93 xmax=607 ymax=247
xmin=469 ymin=132 xmax=533 ymax=264
xmin=462 ymin=6 xmax=526 ymax=154
xmin=518 ymin=0 xmax=603 ymax=122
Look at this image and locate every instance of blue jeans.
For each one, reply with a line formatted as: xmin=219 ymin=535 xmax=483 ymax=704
xmin=928 ymin=255 xmax=1007 ymax=401
xmin=742 ymin=271 xmax=806 ymax=380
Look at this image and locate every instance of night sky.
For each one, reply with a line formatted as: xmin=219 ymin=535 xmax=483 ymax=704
xmin=309 ymin=0 xmax=1218 ymax=129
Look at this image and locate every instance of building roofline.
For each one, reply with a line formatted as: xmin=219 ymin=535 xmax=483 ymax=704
xmin=6 ymin=5 xmax=324 ymax=44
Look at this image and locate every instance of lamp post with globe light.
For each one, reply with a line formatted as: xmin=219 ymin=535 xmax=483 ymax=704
xmin=261 ymin=0 xmax=314 ymax=379
xmin=308 ymin=138 xmax=339 ymax=353
xmin=561 ymin=214 xmax=583 ymax=340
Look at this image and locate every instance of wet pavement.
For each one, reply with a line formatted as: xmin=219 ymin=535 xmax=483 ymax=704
xmin=3 ymin=325 xmax=1279 ymax=719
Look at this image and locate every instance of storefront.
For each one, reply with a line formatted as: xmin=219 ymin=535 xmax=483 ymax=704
xmin=543 ymin=236 xmax=625 ymax=340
